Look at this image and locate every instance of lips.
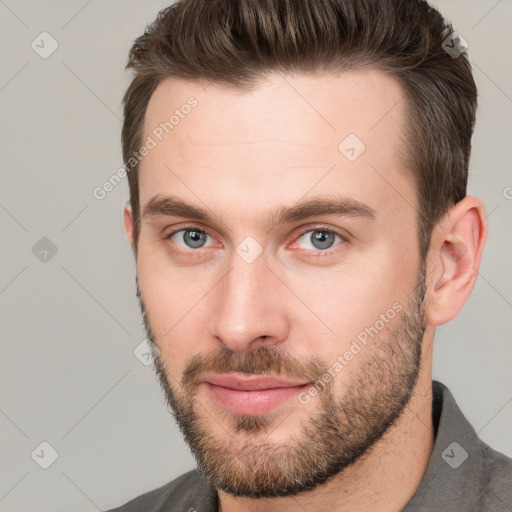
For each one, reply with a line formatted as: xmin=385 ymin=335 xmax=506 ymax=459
xmin=201 ymin=373 xmax=312 ymax=415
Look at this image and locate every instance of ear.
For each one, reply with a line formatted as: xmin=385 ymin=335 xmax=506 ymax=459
xmin=123 ymin=202 xmax=136 ymax=254
xmin=424 ymin=196 xmax=488 ymax=326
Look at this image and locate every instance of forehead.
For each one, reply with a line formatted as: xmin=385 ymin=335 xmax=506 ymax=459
xmin=139 ymin=70 xmax=416 ymax=228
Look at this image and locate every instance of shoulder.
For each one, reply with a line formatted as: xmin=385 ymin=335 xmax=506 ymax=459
xmin=105 ymin=469 xmax=210 ymax=512
xmin=478 ymin=442 xmax=512 ymax=510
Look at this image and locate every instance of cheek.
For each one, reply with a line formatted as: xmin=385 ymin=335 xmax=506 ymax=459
xmin=292 ymin=261 xmax=400 ymax=324
xmin=136 ymin=255 xmax=208 ymax=374
xmin=285 ymin=258 xmax=411 ymax=370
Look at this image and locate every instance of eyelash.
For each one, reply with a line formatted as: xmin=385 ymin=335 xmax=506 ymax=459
xmin=163 ymin=224 xmax=346 ymax=257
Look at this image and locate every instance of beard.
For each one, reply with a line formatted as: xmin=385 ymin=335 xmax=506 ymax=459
xmin=136 ymin=262 xmax=427 ymax=499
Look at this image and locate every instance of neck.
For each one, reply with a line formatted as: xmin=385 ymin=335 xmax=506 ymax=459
xmin=218 ymin=337 xmax=435 ymax=512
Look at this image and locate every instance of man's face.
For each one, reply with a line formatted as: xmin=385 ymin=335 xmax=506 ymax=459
xmin=129 ymin=70 xmax=427 ymax=497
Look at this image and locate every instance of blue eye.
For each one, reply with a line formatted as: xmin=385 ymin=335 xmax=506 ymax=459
xmin=295 ymin=228 xmax=344 ymax=251
xmin=167 ymin=227 xmax=211 ymax=249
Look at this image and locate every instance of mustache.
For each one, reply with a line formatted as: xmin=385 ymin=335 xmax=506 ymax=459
xmin=180 ymin=345 xmax=329 ymax=394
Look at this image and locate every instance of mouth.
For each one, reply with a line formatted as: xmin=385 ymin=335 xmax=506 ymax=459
xmin=200 ymin=373 xmax=312 ymax=415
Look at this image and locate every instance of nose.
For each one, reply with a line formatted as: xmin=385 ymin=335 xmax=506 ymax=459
xmin=206 ymin=251 xmax=290 ymax=352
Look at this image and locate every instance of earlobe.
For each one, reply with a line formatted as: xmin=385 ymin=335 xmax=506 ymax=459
xmin=425 ymin=197 xmax=487 ymax=327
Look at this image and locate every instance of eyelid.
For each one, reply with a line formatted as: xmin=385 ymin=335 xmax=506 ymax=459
xmin=294 ymin=224 xmax=346 ymax=240
xmin=163 ymin=225 xmax=209 ymax=240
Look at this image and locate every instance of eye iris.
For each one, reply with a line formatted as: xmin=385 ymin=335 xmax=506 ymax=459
xmin=311 ymin=230 xmax=335 ymax=250
xmin=183 ymin=229 xmax=207 ymax=248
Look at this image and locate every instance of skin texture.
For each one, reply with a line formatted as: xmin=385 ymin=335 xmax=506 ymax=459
xmin=123 ymin=70 xmax=487 ymax=512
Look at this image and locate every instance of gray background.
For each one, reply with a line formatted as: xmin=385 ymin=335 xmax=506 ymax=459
xmin=0 ymin=1 xmax=511 ymax=510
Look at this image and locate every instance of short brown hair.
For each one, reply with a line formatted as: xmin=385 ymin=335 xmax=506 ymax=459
xmin=122 ymin=0 xmax=477 ymax=259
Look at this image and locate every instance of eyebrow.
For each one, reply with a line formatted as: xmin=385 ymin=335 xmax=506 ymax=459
xmin=141 ymin=194 xmax=376 ymax=231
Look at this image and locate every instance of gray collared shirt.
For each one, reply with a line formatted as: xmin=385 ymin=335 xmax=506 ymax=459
xmin=107 ymin=380 xmax=512 ymax=511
